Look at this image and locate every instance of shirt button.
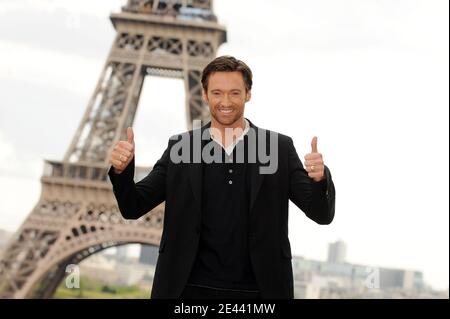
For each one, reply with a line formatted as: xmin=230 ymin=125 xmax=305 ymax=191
xmin=229 ymin=180 xmax=233 ymax=185
xmin=229 ymin=169 xmax=233 ymax=173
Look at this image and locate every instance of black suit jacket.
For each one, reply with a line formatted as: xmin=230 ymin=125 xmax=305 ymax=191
xmin=108 ymin=119 xmax=336 ymax=299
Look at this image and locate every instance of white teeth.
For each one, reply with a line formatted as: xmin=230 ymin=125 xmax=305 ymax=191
xmin=219 ymin=109 xmax=233 ymax=114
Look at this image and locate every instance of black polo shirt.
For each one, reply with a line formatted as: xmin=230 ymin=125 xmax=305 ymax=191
xmin=186 ymin=132 xmax=259 ymax=291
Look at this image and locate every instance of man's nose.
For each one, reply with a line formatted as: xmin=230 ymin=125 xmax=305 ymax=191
xmin=221 ymin=94 xmax=232 ymax=107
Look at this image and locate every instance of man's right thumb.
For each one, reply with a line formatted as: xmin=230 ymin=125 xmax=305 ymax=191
xmin=127 ymin=127 xmax=134 ymax=144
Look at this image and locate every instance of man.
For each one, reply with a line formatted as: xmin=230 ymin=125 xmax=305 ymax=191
xmin=108 ymin=56 xmax=336 ymax=299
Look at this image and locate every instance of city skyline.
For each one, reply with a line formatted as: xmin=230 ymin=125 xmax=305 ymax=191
xmin=0 ymin=227 xmax=443 ymax=294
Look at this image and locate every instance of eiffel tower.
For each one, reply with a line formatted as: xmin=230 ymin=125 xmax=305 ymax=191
xmin=0 ymin=0 xmax=226 ymax=298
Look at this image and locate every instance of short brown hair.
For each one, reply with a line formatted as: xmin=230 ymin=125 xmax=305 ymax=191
xmin=201 ymin=55 xmax=253 ymax=92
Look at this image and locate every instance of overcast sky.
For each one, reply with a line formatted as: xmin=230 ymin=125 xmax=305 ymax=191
xmin=0 ymin=0 xmax=448 ymax=290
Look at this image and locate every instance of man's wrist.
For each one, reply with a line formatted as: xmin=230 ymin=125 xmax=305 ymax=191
xmin=113 ymin=167 xmax=123 ymax=174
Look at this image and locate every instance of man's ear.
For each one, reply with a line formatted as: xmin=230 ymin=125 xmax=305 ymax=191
xmin=245 ymin=90 xmax=252 ymax=102
xmin=202 ymin=90 xmax=208 ymax=103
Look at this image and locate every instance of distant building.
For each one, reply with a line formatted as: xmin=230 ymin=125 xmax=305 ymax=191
xmin=116 ymin=245 xmax=129 ymax=262
xmin=294 ymin=280 xmax=321 ymax=299
xmin=291 ymin=240 xmax=427 ymax=298
xmin=139 ymin=245 xmax=158 ymax=265
xmin=79 ymin=253 xmax=155 ymax=288
xmin=379 ymin=268 xmax=424 ymax=290
xmin=292 ymin=255 xmax=426 ymax=298
xmin=293 ymin=256 xmax=368 ymax=286
xmin=116 ymin=263 xmax=154 ymax=286
xmin=327 ymin=240 xmax=347 ymax=263
xmin=80 ymin=254 xmax=119 ymax=283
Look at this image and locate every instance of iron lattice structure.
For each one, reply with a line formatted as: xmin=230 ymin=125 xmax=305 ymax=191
xmin=0 ymin=0 xmax=226 ymax=298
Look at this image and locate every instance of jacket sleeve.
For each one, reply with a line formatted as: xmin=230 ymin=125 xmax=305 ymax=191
xmin=287 ymin=137 xmax=336 ymax=225
xmin=108 ymin=140 xmax=171 ymax=220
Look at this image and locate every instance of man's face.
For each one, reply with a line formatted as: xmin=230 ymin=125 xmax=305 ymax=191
xmin=203 ymin=71 xmax=251 ymax=127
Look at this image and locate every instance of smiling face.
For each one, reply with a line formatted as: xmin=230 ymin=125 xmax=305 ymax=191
xmin=202 ymin=71 xmax=251 ymax=130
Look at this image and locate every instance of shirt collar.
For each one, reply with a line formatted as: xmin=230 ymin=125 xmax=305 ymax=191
xmin=209 ymin=119 xmax=250 ymax=156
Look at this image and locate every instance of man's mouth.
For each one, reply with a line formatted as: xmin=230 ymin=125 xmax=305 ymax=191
xmin=218 ymin=108 xmax=233 ymax=114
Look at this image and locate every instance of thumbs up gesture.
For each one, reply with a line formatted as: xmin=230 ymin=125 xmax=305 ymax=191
xmin=304 ymin=136 xmax=326 ymax=182
xmin=110 ymin=127 xmax=135 ymax=174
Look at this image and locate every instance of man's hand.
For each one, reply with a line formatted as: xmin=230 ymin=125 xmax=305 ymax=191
xmin=110 ymin=127 xmax=135 ymax=174
xmin=304 ymin=136 xmax=326 ymax=182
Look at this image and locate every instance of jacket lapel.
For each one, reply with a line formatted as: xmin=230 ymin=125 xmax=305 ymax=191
xmin=188 ymin=121 xmax=210 ymax=209
xmin=247 ymin=119 xmax=265 ymax=215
